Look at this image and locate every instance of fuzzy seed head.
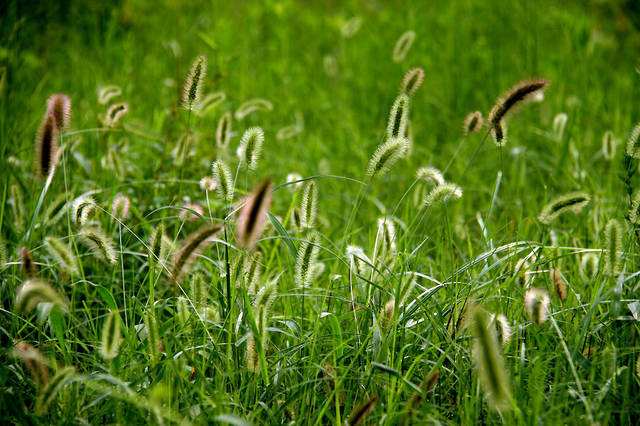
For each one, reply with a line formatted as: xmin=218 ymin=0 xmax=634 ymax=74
xmin=537 ymin=192 xmax=590 ymax=224
xmin=392 ymin=30 xmax=416 ymax=63
xmin=15 ymin=279 xmax=67 ymax=314
xmin=72 ymin=195 xmax=97 ymax=226
xmin=216 ymin=112 xmax=233 ymax=149
xmin=387 ymin=94 xmax=411 ymax=139
xmin=12 ymin=342 xmax=49 ymax=385
xmin=78 ymin=226 xmax=117 ymax=264
xmin=195 ymin=91 xmax=226 ymax=115
xmin=199 ymin=176 xmax=218 ymax=192
xmin=286 ymin=173 xmax=304 ymax=191
xmin=626 ymin=123 xmax=640 ymax=159
xmin=299 ymin=181 xmax=318 ymax=229
xmin=97 ymin=85 xmax=122 ymax=105
xmin=171 ymin=223 xmax=222 ymax=283
xmin=489 ymin=313 xmax=512 ymax=346
xmin=44 ymin=236 xmax=78 ymax=275
xmin=488 ymin=78 xmax=549 ymax=127
xmin=105 ymin=102 xmax=129 ymax=127
xmin=602 ymin=131 xmax=616 ymax=160
xmin=20 ymin=247 xmax=37 ymax=277
xmin=236 ymin=180 xmax=273 ymax=250
xmin=629 ymin=190 xmax=640 ymax=225
xmin=604 ymin=219 xmax=623 ymax=276
xmin=463 ymin=111 xmax=484 ymax=135
xmin=295 ymin=232 xmax=321 ymax=287
xmin=235 ymin=98 xmax=273 ymax=120
xmin=46 ymin=93 xmax=72 ymax=131
xmin=237 ymin=127 xmax=265 ymax=170
xmin=424 ymin=182 xmax=463 ymax=207
xmin=100 ymin=309 xmax=122 ymax=360
xmin=552 ymin=112 xmax=568 ymax=141
xmin=375 ymin=216 xmax=397 ymax=260
xmin=182 ymin=55 xmax=207 ymax=109
xmin=35 ymin=113 xmax=60 ymax=179
xmin=35 ymin=366 xmax=75 ymax=415
xmin=211 ymin=159 xmax=234 ymax=202
xmin=579 ymin=253 xmax=599 ymax=280
xmin=346 ymin=245 xmax=373 ymax=277
xmin=400 ymin=67 xmax=425 ymax=97
xmin=416 ymin=166 xmax=445 ymax=186
xmin=550 ymin=268 xmax=567 ymax=301
xmin=111 ymin=193 xmax=131 ymax=220
xmin=366 ymin=137 xmax=409 ymax=177
xmin=524 ymin=288 xmax=550 ymax=325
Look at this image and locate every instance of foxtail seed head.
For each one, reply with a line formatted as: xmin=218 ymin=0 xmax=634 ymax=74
xmin=211 ymin=159 xmax=234 ymax=203
xmin=182 ymin=55 xmax=207 ymax=109
xmin=579 ymin=253 xmax=599 ymax=280
xmin=78 ymin=226 xmax=117 ymax=264
xmin=550 ymin=268 xmax=567 ymax=301
xmin=537 ymin=192 xmax=590 ymax=224
xmin=44 ymin=236 xmax=78 ymax=275
xmin=604 ymin=219 xmax=623 ymax=276
xmin=470 ymin=307 xmax=512 ymax=411
xmin=626 ymin=122 xmax=640 ymax=159
xmin=416 ymin=166 xmax=445 ymax=186
xmin=463 ymin=111 xmax=484 ymax=136
xmin=387 ymin=94 xmax=410 ymax=139
xmin=72 ymin=195 xmax=96 ymax=226
xmin=12 ymin=342 xmax=49 ymax=385
xmin=236 ymin=180 xmax=273 ymax=250
xmin=46 ymin=93 xmax=72 ymax=131
xmin=392 ymin=30 xmax=416 ymax=63
xmin=111 ymin=193 xmax=131 ymax=220
xmin=237 ymin=127 xmax=264 ymax=170
xmin=602 ymin=131 xmax=616 ymax=161
xmin=100 ymin=309 xmax=122 ymax=360
xmin=20 ymin=247 xmax=37 ymax=277
xmin=348 ymin=396 xmax=379 ymax=426
xmin=552 ymin=112 xmax=568 ymax=141
xmin=234 ymin=98 xmax=273 ymax=120
xmin=242 ymin=251 xmax=263 ymax=295
xmin=524 ymin=288 xmax=550 ymax=325
xmin=295 ymin=232 xmax=321 ymax=287
xmin=171 ymin=223 xmax=222 ymax=283
xmin=35 ymin=366 xmax=75 ymax=415
xmin=35 ymin=113 xmax=60 ymax=179
xmin=97 ymin=85 xmax=122 ymax=105
xmin=488 ymin=79 xmax=549 ymax=127
xmin=629 ymin=190 xmax=640 ymax=225
xmin=424 ymin=182 xmax=463 ymax=207
xmin=299 ymin=181 xmax=318 ymax=229
xmin=400 ymin=67 xmax=425 ymax=97
xmin=15 ymin=279 xmax=67 ymax=314
xmin=366 ymin=137 xmax=409 ymax=177
xmin=105 ymin=102 xmax=129 ymax=127
xmin=216 ymin=112 xmax=232 ymax=149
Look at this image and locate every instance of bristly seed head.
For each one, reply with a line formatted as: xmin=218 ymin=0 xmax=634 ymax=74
xmin=392 ymin=30 xmax=416 ymax=63
xmin=550 ymin=268 xmax=567 ymax=301
xmin=182 ymin=55 xmax=207 ymax=110
xmin=171 ymin=223 xmax=222 ymax=283
xmin=602 ymin=130 xmax=616 ymax=161
xmin=366 ymin=137 xmax=410 ymax=177
xmin=211 ymin=159 xmax=234 ymax=202
xmin=416 ymin=166 xmax=445 ymax=186
xmin=537 ymin=191 xmax=590 ymax=224
xmin=629 ymin=190 xmax=640 ymax=225
xmin=105 ymin=102 xmax=129 ymax=127
xmin=626 ymin=122 xmax=640 ymax=159
xmin=387 ymin=94 xmax=410 ymax=139
xmin=15 ymin=278 xmax=67 ymax=314
xmin=46 ymin=93 xmax=72 ymax=131
xmin=237 ymin=127 xmax=265 ymax=171
xmin=236 ymin=179 xmax=273 ymax=250
xmin=216 ymin=112 xmax=233 ymax=149
xmin=524 ymin=288 xmax=550 ymax=325
xmin=295 ymin=231 xmax=321 ymax=287
xmin=463 ymin=111 xmax=484 ymax=136
xmin=424 ymin=182 xmax=463 ymax=207
xmin=100 ymin=309 xmax=122 ymax=360
xmin=79 ymin=226 xmax=117 ymax=264
xmin=299 ymin=180 xmax=318 ymax=229
xmin=35 ymin=113 xmax=60 ymax=179
xmin=400 ymin=67 xmax=425 ymax=97
xmin=604 ymin=218 xmax=623 ymax=276
xmin=111 ymin=193 xmax=131 ymax=220
xmin=235 ymin=98 xmax=273 ymax=120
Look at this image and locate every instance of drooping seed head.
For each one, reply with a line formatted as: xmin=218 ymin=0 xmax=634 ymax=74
xmin=340 ymin=16 xmax=363 ymax=38
xmin=234 ymin=98 xmax=273 ymax=120
xmin=346 ymin=245 xmax=373 ymax=277
xmin=392 ymin=30 xmax=416 ymax=63
xmin=626 ymin=122 xmax=640 ymax=159
xmin=97 ymin=85 xmax=122 ymax=105
xmin=299 ymin=180 xmax=318 ymax=229
xmin=537 ymin=191 xmax=590 ymax=225
xmin=182 ymin=55 xmax=207 ymax=109
xmin=35 ymin=366 xmax=75 ymax=415
xmin=375 ymin=216 xmax=397 ymax=260
xmin=35 ymin=113 xmax=60 ymax=179
xmin=470 ymin=307 xmax=512 ymax=411
xmin=276 ymin=111 xmax=304 ymax=140
xmin=236 ymin=179 xmax=273 ymax=250
xmin=100 ymin=309 xmax=122 ymax=360
xmin=15 ymin=279 xmax=67 ymax=314
xmin=489 ymin=313 xmax=512 ymax=346
xmin=237 ymin=126 xmax=265 ymax=170
xmin=488 ymin=78 xmax=549 ymax=128
xmin=514 ymin=257 xmax=533 ymax=287
xmin=524 ymin=288 xmax=550 ymax=325
xmin=105 ymin=102 xmax=129 ymax=127
xmin=463 ymin=111 xmax=484 ymax=136
xmin=12 ymin=341 xmax=49 ymax=385
xmin=20 ymin=247 xmax=37 ymax=277
xmin=387 ymin=94 xmax=411 ymax=139
xmin=604 ymin=218 xmax=623 ymax=276
xmin=78 ymin=226 xmax=117 ymax=264
xmin=348 ymin=395 xmax=379 ymax=426
xmin=416 ymin=166 xmax=445 ymax=186
xmin=179 ymin=202 xmax=204 ymax=222
xmin=211 ymin=159 xmax=234 ymax=202
xmin=216 ymin=111 xmax=233 ymax=149
xmin=550 ymin=268 xmax=567 ymax=301
xmin=242 ymin=251 xmax=263 ymax=295
xmin=245 ymin=333 xmax=259 ymax=373
xmin=44 ymin=236 xmax=78 ymax=275
xmin=195 ymin=91 xmax=226 ymax=115
xmin=295 ymin=231 xmax=321 ymax=287
xmin=424 ymin=182 xmax=463 ymax=207
xmin=46 ymin=93 xmax=72 ymax=131
xmin=366 ymin=137 xmax=410 ymax=177
xmin=171 ymin=223 xmax=223 ymax=283
xmin=199 ymin=176 xmax=218 ymax=192
xmin=72 ymin=195 xmax=97 ymax=226
xmin=400 ymin=67 xmax=425 ymax=97
xmin=490 ymin=120 xmax=508 ymax=146
xmin=286 ymin=173 xmax=304 ymax=191
xmin=111 ymin=193 xmax=131 ymax=220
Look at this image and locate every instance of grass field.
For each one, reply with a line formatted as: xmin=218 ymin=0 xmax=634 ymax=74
xmin=2 ymin=0 xmax=640 ymax=424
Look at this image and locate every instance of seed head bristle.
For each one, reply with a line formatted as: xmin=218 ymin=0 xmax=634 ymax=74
xmin=366 ymin=137 xmax=409 ymax=177
xmin=35 ymin=113 xmax=60 ymax=179
xmin=524 ymin=288 xmax=550 ymax=325
xmin=463 ymin=111 xmax=484 ymax=136
xmin=488 ymin=78 xmax=549 ymax=127
xmin=237 ymin=127 xmax=265 ymax=170
xmin=211 ymin=159 xmax=234 ymax=202
xmin=235 ymin=98 xmax=273 ymax=120
xmin=626 ymin=122 xmax=640 ymax=159
xmin=629 ymin=190 xmax=640 ymax=225
xmin=15 ymin=278 xmax=67 ymax=314
xmin=550 ymin=268 xmax=567 ymax=301
xmin=72 ymin=195 xmax=97 ymax=226
xmin=387 ymin=94 xmax=410 ymax=139
xmin=105 ymin=102 xmax=129 ymax=127
xmin=552 ymin=112 xmax=568 ymax=141
xmin=44 ymin=236 xmax=78 ymax=275
xmin=602 ymin=130 xmax=616 ymax=161
xmin=171 ymin=223 xmax=223 ymax=283
xmin=46 ymin=93 xmax=72 ymax=131
xmin=295 ymin=232 xmax=321 ymax=287
xmin=111 ymin=193 xmax=131 ymax=220
xmin=242 ymin=251 xmax=263 ymax=295
xmin=97 ymin=85 xmax=122 ymax=105
xmin=35 ymin=366 xmax=76 ymax=415
xmin=416 ymin=166 xmax=445 ymax=186
xmin=537 ymin=192 xmax=590 ymax=224
xmin=182 ymin=55 xmax=207 ymax=109
xmin=299 ymin=180 xmax=318 ymax=229
xmin=78 ymin=226 xmax=117 ymax=264
xmin=604 ymin=219 xmax=623 ymax=276
xmin=20 ymin=247 xmax=37 ymax=277
xmin=100 ymin=309 xmax=122 ymax=360
xmin=236 ymin=179 xmax=273 ymax=250
xmin=579 ymin=253 xmax=599 ymax=280
xmin=424 ymin=182 xmax=463 ymax=207
xmin=392 ymin=30 xmax=416 ymax=63
xmin=216 ymin=112 xmax=233 ymax=149
xmin=400 ymin=67 xmax=425 ymax=97
xmin=470 ymin=307 xmax=512 ymax=411
xmin=348 ymin=395 xmax=379 ymax=426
